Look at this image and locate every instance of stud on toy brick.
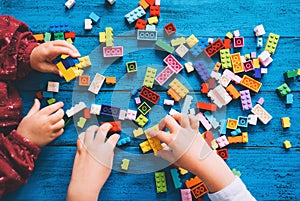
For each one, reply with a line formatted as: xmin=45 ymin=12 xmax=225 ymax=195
xmin=251 ymin=104 xmax=272 ymax=124
xmin=150 ymin=5 xmax=160 ymax=17
xmin=184 ymin=62 xmax=194 ymax=73
xmin=185 ymin=34 xmax=199 ymax=48
xmin=283 ymin=140 xmax=292 ymax=149
xmin=204 ymin=38 xmax=224 ymax=57
xmin=103 ymin=46 xmax=123 ymax=58
xmin=135 ymin=114 xmax=148 ymax=127
xmin=281 ymin=117 xmax=291 ymax=128
xmin=163 ymin=54 xmax=183 ymax=74
xmin=233 ymin=37 xmax=244 ymax=48
xmin=137 ymin=30 xmax=157 ymax=41
xmin=238 ymin=116 xmax=248 ymax=127
xmin=240 ymin=89 xmax=252 ymax=110
xmin=191 ymin=182 xmax=208 ymax=199
xmin=121 ymin=159 xmax=130 ymax=170
xmin=175 ymin=44 xmax=189 ymax=58
xmin=243 ymin=60 xmax=254 ymax=72
xmin=135 ymin=19 xmax=147 ymax=30
xmin=126 ymin=61 xmax=138 ymax=73
xmin=125 ymin=6 xmax=146 ymax=24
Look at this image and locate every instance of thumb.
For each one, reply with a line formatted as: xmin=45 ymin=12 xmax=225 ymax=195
xmin=146 ymin=129 xmax=173 ymax=145
xmin=27 ymin=99 xmax=40 ymax=116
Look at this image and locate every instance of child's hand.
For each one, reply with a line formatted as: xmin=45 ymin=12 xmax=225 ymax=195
xmin=30 ymin=41 xmax=80 ymax=76
xmin=17 ymin=99 xmax=64 ymax=147
xmin=67 ymin=124 xmax=120 ymax=201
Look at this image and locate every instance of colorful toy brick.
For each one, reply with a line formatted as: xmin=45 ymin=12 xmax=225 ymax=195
xmin=194 ymin=61 xmax=210 ymax=82
xmin=281 ymin=117 xmax=291 ymax=128
xmin=66 ymin=102 xmax=86 ymax=117
xmin=216 ymin=135 xmax=229 ymax=148
xmin=65 ymin=0 xmax=75 ymax=9
xmin=135 ymin=114 xmax=148 ymax=127
xmin=83 ymin=108 xmax=91 ymax=119
xmin=100 ymin=105 xmax=120 ymax=118
xmin=77 ymin=117 xmax=87 ymax=128
xmin=140 ymin=86 xmax=160 ymax=104
xmin=47 ymin=81 xmax=59 ymax=92
xmin=196 ymin=112 xmax=212 ymax=131
xmin=227 ymin=118 xmax=238 ymax=130
xmin=106 ymin=77 xmax=116 ymax=85
xmin=178 ymin=167 xmax=188 ymax=175
xmin=133 ymin=127 xmax=144 ymax=138
xmin=276 ymin=83 xmax=291 ymax=97
xmin=223 ymin=38 xmax=231 ymax=49
xmin=145 ymin=0 xmax=155 ymax=5
xmin=126 ymin=109 xmax=137 ymax=120
xmin=135 ymin=97 xmax=141 ymax=105
xmin=103 ymin=46 xmax=123 ymax=58
xmin=146 ymin=135 xmax=163 ymax=153
xmin=191 ymin=182 xmax=208 ymax=199
xmin=90 ymin=104 xmax=101 ymax=115
xmin=56 ymin=61 xmax=76 ymax=82
xmin=154 ymin=172 xmax=167 ymax=193
xmin=186 ymin=34 xmax=199 ymax=48
xmin=169 ymin=108 xmax=180 ymax=115
xmin=118 ymin=110 xmax=126 ymax=120
xmin=121 ymin=159 xmax=130 ymax=171
xmin=155 ymin=0 xmax=160 ymax=5
xmin=101 ymin=121 xmax=122 ymax=132
xmin=254 ymin=68 xmax=262 ymax=79
xmin=232 ymin=168 xmax=242 ymax=177
xmin=223 ymin=69 xmax=242 ymax=84
xmin=248 ymin=114 xmax=258 ymax=125
xmin=139 ymin=0 xmax=149 ymax=10
xmin=254 ymin=24 xmax=266 ymax=36
xmin=175 ymin=44 xmax=189 ymax=58
xmin=218 ymin=119 xmax=227 ymax=135
xmin=44 ymin=32 xmax=51 ymax=42
xmin=155 ymin=66 xmax=175 ymax=86
xmin=231 ymin=53 xmax=244 ymax=73
xmin=139 ymin=140 xmax=152 ymax=153
xmin=204 ymin=38 xmax=224 ymax=57
xmin=230 ymin=128 xmax=242 ymax=136
xmin=256 ymin=97 xmax=264 ymax=105
xmin=213 ymin=62 xmax=222 ymax=72
xmin=125 ymin=6 xmax=146 ymax=24
xmin=64 ymin=32 xmax=75 ymax=40
xmin=233 ymin=36 xmax=244 ymax=48
xmin=89 ymin=12 xmax=100 ymax=23
xmin=196 ymin=102 xmax=217 ymax=112
xmin=137 ymin=30 xmax=157 ymax=41
xmin=143 ymin=67 xmax=157 ymax=88
xmin=226 ymin=84 xmax=240 ymax=99
xmin=164 ymin=22 xmax=176 ymax=35
xmin=47 ymin=98 xmax=56 ymax=105
xmin=257 ymin=37 xmax=263 ymax=48
xmin=283 ymin=140 xmax=292 ymax=149
xmin=217 ymin=148 xmax=229 ymax=160
xmin=150 ymin=5 xmax=160 ymax=17
xmin=135 ymin=19 xmax=147 ymax=30
xmin=164 ymin=99 xmax=174 ymax=106
xmin=200 ymin=83 xmax=209 ymax=94
xmin=225 ymin=32 xmax=233 ymax=39
xmin=243 ymin=60 xmax=254 ymax=72
xmin=251 ymin=104 xmax=272 ymax=124
xmin=265 ymin=33 xmax=280 ymax=54
xmin=168 ymin=78 xmax=189 ymax=101
xmin=50 ymin=24 xmax=70 ymax=33
xmin=84 ymin=19 xmax=93 ymax=30
xmin=285 ymin=69 xmax=298 ymax=79
xmin=171 ymin=37 xmax=186 ymax=47
xmin=203 ymin=131 xmax=214 ymax=147
xmin=219 ymin=74 xmax=231 ymax=87
xmin=184 ymin=62 xmax=194 ymax=73
xmin=233 ymin=30 xmax=240 ymax=37
xmin=105 ymin=27 xmax=114 ymax=47
xmin=99 ymin=32 xmax=106 ymax=43
xmin=33 ymin=34 xmax=44 ymax=42
xmin=189 ymin=42 xmax=204 ymax=57
xmin=240 ymin=89 xmax=252 ymax=110
xmin=228 ymin=132 xmax=248 ymax=144
xmin=240 ymin=75 xmax=262 ymax=93
xmin=181 ymin=189 xmax=192 ymax=201
xmin=117 ymin=137 xmax=131 ymax=146
xmin=148 ymin=16 xmax=158 ymax=24
xmin=138 ymin=102 xmax=152 ymax=115
xmin=185 ymin=176 xmax=202 ymax=188
xmin=203 ymin=111 xmax=219 ymax=129
xmin=286 ymin=94 xmax=293 ymax=104
xmin=126 ymin=61 xmax=138 ymax=73
xmin=88 ymin=73 xmax=105 ymax=94
xmin=155 ymin=39 xmax=174 ymax=53
xmin=207 ymin=85 xmax=232 ymax=108
xmin=181 ymin=95 xmax=193 ymax=114
xmin=237 ymin=116 xmax=248 ymax=127
xmin=163 ymin=54 xmax=183 ymax=74
xmin=220 ymin=49 xmax=232 ymax=69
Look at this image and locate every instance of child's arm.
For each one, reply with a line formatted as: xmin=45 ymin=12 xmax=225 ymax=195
xmin=67 ymin=124 xmax=120 ymax=201
xmin=147 ymin=114 xmax=256 ymax=200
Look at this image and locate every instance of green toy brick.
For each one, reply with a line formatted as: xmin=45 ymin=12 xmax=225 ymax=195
xmin=135 ymin=114 xmax=148 ymax=127
xmin=276 ymin=83 xmax=291 ymax=97
xmin=77 ymin=117 xmax=87 ymax=128
xmin=126 ymin=61 xmax=138 ymax=73
xmin=44 ymin=32 xmax=51 ymax=42
xmin=232 ymin=168 xmax=241 ymax=177
xmin=54 ymin=32 xmax=65 ymax=40
xmin=138 ymin=102 xmax=151 ymax=115
xmin=155 ymin=39 xmax=174 ymax=54
xmin=265 ymin=33 xmax=280 ymax=54
xmin=225 ymin=32 xmax=233 ymax=39
xmin=47 ymin=98 xmax=56 ymax=105
xmin=155 ymin=172 xmax=167 ymax=193
xmin=285 ymin=69 xmax=298 ymax=79
xmin=220 ymin=49 xmax=232 ymax=69
xmin=143 ymin=67 xmax=157 ymax=88
xmin=245 ymin=54 xmax=250 ymax=60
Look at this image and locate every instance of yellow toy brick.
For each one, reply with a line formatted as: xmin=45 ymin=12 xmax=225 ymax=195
xmin=99 ymin=32 xmax=106 ymax=43
xmin=298 ymin=69 xmax=300 ymax=76
xmin=168 ymin=78 xmax=189 ymax=101
xmin=213 ymin=62 xmax=222 ymax=72
xmin=171 ymin=37 xmax=186 ymax=47
xmin=231 ymin=53 xmax=244 ymax=73
xmin=145 ymin=125 xmax=163 ymax=153
xmin=283 ymin=140 xmax=292 ymax=149
xmin=148 ymin=16 xmax=158 ymax=25
xmin=281 ymin=117 xmax=291 ymax=128
xmin=185 ymin=34 xmax=199 ymax=48
xmin=66 ymin=38 xmax=73 ymax=44
xmin=78 ymin=56 xmax=92 ymax=68
xmin=139 ymin=0 xmax=149 ymax=10
xmin=184 ymin=62 xmax=194 ymax=73
xmin=178 ymin=167 xmax=188 ymax=175
xmin=242 ymin=132 xmax=248 ymax=143
xmin=33 ymin=34 xmax=44 ymax=41
xmin=240 ymin=75 xmax=262 ymax=93
xmin=227 ymin=118 xmax=238 ymax=130
xmin=105 ymin=27 xmax=114 ymax=47
xmin=139 ymin=140 xmax=152 ymax=153
xmin=121 ymin=159 xmax=130 ymax=170
xmin=56 ymin=61 xmax=76 ymax=82
xmin=133 ymin=127 xmax=144 ymax=138
xmin=61 ymin=54 xmax=69 ymax=59
xmin=253 ymin=58 xmax=260 ymax=68
xmin=106 ymin=77 xmax=116 ymax=85
xmin=77 ymin=117 xmax=87 ymax=128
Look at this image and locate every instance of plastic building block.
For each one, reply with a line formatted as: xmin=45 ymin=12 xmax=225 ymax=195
xmin=196 ymin=102 xmax=217 ymax=112
xmin=137 ymin=30 xmax=157 ymax=41
xmin=223 ymin=38 xmax=231 ymax=49
xmin=223 ymin=69 xmax=242 ymax=84
xmin=84 ymin=19 xmax=92 ymax=30
xmin=155 ymin=66 xmax=175 ymax=86
xmin=225 ymin=32 xmax=233 ymax=39
xmin=217 ymin=148 xmax=229 ymax=160
xmin=169 ymin=108 xmax=180 ymax=116
xmin=121 ymin=159 xmax=130 ymax=171
xmin=88 ymin=73 xmax=105 ymax=94
xmin=56 ymin=62 xmax=76 ymax=82
xmin=125 ymin=6 xmax=146 ymax=24
xmin=146 ymin=24 xmax=156 ymax=31
xmin=135 ymin=19 xmax=147 ymax=30
xmin=220 ymin=49 xmax=232 ymax=69
xmin=178 ymin=167 xmax=188 ymax=175
xmin=231 ymin=53 xmax=244 ymax=73
xmin=155 ymin=0 xmax=160 ymax=5
xmin=77 ymin=117 xmax=87 ymax=128
xmin=50 ymin=24 xmax=70 ymax=33
xmin=106 ymin=0 xmax=115 ymax=5
xmin=44 ymin=32 xmax=51 ymax=42
xmin=201 ymin=83 xmax=209 ymax=94
xmin=83 ymin=108 xmax=91 ymax=119
xmin=260 ymin=56 xmax=273 ymax=67
xmin=154 ymin=172 xmax=167 ymax=193
xmin=230 ymin=128 xmax=242 ymax=136
xmin=100 ymin=105 xmax=120 ymax=118
xmin=150 ymin=5 xmax=160 ymax=17
xmin=181 ymin=189 xmax=192 ymax=201
xmin=126 ymin=61 xmax=138 ymax=73
xmin=66 ymin=102 xmax=86 ymax=117
xmin=140 ymin=86 xmax=160 ymax=104
xmin=219 ymin=119 xmax=227 ymax=135
xmin=105 ymin=77 xmax=116 ymax=85
xmin=252 ymin=59 xmax=260 ymax=68
xmin=145 ymin=0 xmax=155 ymax=5
xmin=219 ymin=74 xmax=231 ymax=88
xmin=135 ymin=97 xmax=141 ymax=105
xmin=191 ymin=182 xmax=208 ymax=199
xmin=189 ymin=108 xmax=195 ymax=115
xmin=163 ymin=54 xmax=183 ymax=74
xmin=138 ymin=102 xmax=151 ymax=115
xmin=233 ymin=30 xmax=240 ymax=37
xmin=78 ymin=75 xmax=90 ymax=86
xmin=126 ymin=109 xmax=137 ymax=120
xmin=89 ymin=12 xmax=100 ymax=23
xmin=185 ymin=176 xmax=202 ymax=188
xmin=216 ymin=135 xmax=229 ymax=148
xmin=257 ymin=97 xmax=264 ymax=105
xmin=203 ymin=111 xmax=219 ymax=129
xmin=257 ymin=37 xmax=263 ymax=48
xmin=283 ymin=140 xmax=292 ymax=149
xmin=139 ymin=140 xmax=152 ymax=153
xmin=171 ymin=37 xmax=186 ymax=47
xmin=240 ymin=89 xmax=252 ymax=110
xmin=146 ymin=135 xmax=163 ymax=153
xmin=135 ymin=114 xmax=148 ymax=127
xmin=117 ymin=137 xmax=131 ymax=146
xmin=251 ymin=104 xmax=272 ymax=124
xmin=233 ymin=37 xmax=244 ymax=48
xmin=65 ymin=32 xmax=76 ymax=40
xmin=207 ymin=85 xmax=232 ymax=108
xmin=228 ymin=132 xmax=248 ymax=144
xmin=163 ymin=22 xmax=176 ymax=35
xmin=118 ymin=110 xmax=126 ymax=120
xmin=133 ymin=127 xmax=144 ymax=138
xmin=36 ymin=91 xmax=43 ymax=99
xmin=175 ymin=44 xmax=189 ymax=58
xmin=181 ymin=95 xmax=193 ymax=114
xmin=213 ymin=62 xmax=222 ymax=72
xmin=243 ymin=60 xmax=254 ymax=72
xmin=168 ymin=78 xmax=189 ymax=101
xmin=226 ymin=84 xmax=240 ymax=99
xmin=232 ymin=168 xmax=242 ymax=177
xmin=258 ymin=50 xmax=271 ymax=62
xmin=286 ymin=94 xmax=293 ymax=104
xmin=143 ymin=67 xmax=157 ymax=88
xmin=65 ymin=0 xmax=75 ymax=9
xmin=203 ymin=131 xmax=214 ymax=147
xmin=281 ymin=117 xmax=291 ymax=128
xmin=90 ymin=104 xmax=101 ymax=115
xmin=204 ymin=38 xmax=224 ymax=57
xmin=196 ymin=112 xmax=212 ymax=131
xmin=248 ymin=114 xmax=258 ymax=125
xmin=240 ymin=75 xmax=262 ymax=93
xmin=105 ymin=27 xmax=114 ymax=47
xmin=237 ymin=116 xmax=248 ymax=127
xmin=33 ymin=34 xmax=44 ymax=42
xmin=164 ymin=99 xmax=174 ymax=106
xmin=285 ymin=69 xmax=298 ymax=79
xmin=99 ymin=32 xmax=106 ymax=43
xmin=227 ymin=118 xmax=238 ymax=130
xmin=184 ymin=62 xmax=194 ymax=73
xmin=169 ymin=169 xmax=182 ymax=189
xmin=139 ymin=0 xmax=149 ymax=10
xmin=254 ymin=24 xmax=266 ymax=36
xmin=103 ymin=46 xmax=123 ymax=58
xmin=277 ymin=83 xmax=291 ymax=97
xmin=189 ymin=42 xmax=205 ymax=57
xmin=47 ymin=98 xmax=56 ymax=105
xmin=265 ymin=33 xmax=280 ymax=54
xmin=155 ymin=39 xmax=174 ymax=53
xmin=185 ymin=34 xmax=199 ymax=48
xmin=47 ymin=81 xmax=59 ymax=93
xmin=148 ymin=16 xmax=158 ymax=25
xmin=254 ymin=68 xmax=262 ymax=79
xmin=193 ymin=61 xmax=209 ymax=81
xmin=101 ymin=121 xmax=122 ymax=132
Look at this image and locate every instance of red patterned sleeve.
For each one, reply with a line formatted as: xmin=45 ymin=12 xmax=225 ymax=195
xmin=0 ymin=130 xmax=40 ymax=197
xmin=0 ymin=15 xmax=39 ymax=81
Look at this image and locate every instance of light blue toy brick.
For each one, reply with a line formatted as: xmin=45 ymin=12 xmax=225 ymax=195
xmin=170 ymin=169 xmax=182 ymax=189
xmin=231 ymin=128 xmax=242 ymax=136
xmin=44 ymin=32 xmax=51 ymax=42
xmin=189 ymin=38 xmax=208 ymax=57
xmin=256 ymin=37 xmax=263 ymax=48
xmin=219 ymin=119 xmax=227 ymax=135
xmin=137 ymin=30 xmax=157 ymax=41
xmin=286 ymin=93 xmax=293 ymax=104
xmin=204 ymin=111 xmax=220 ymax=129
xmin=237 ymin=116 xmax=248 ymax=127
xmin=89 ymin=12 xmax=100 ymax=23
xmin=117 ymin=137 xmax=131 ymax=147
xmin=125 ymin=6 xmax=146 ymax=24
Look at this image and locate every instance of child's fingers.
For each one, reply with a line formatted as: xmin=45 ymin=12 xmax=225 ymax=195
xmin=146 ymin=129 xmax=173 ymax=145
xmin=52 ymin=119 xmax=65 ymax=131
xmin=26 ymin=99 xmax=41 ymax=116
xmin=51 ymin=40 xmax=81 ymax=57
xmin=106 ymin=133 xmax=120 ymax=148
xmin=95 ymin=123 xmax=112 ymax=143
xmin=54 ymin=128 xmax=64 ymax=137
xmin=158 ymin=115 xmax=181 ymax=133
xmin=155 ymin=149 xmax=176 ymax=163
xmin=40 ymin=101 xmax=64 ymax=115
xmin=172 ymin=113 xmax=189 ymax=128
xmin=77 ymin=132 xmax=85 ymax=151
xmin=84 ymin=125 xmax=99 ymax=145
xmin=49 ymin=108 xmax=64 ymax=124
xmin=189 ymin=114 xmax=199 ymax=130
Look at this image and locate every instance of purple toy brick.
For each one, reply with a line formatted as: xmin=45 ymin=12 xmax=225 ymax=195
xmin=233 ymin=36 xmax=244 ymax=48
xmin=251 ymin=52 xmax=256 ymax=59
xmin=240 ymin=89 xmax=252 ymax=110
xmin=135 ymin=97 xmax=141 ymax=105
xmin=163 ymin=54 xmax=183 ymax=74
xmin=254 ymin=68 xmax=262 ymax=79
xmin=194 ymin=61 xmax=210 ymax=82
xmin=243 ymin=60 xmax=254 ymax=72
xmin=100 ymin=105 xmax=120 ymax=118
xmin=257 ymin=97 xmax=264 ymax=105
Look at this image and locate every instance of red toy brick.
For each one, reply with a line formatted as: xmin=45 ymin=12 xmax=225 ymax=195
xmin=140 ymin=86 xmax=160 ymax=105
xmin=65 ymin=32 xmax=76 ymax=39
xmin=101 ymin=121 xmax=122 ymax=132
xmin=145 ymin=0 xmax=155 ymax=5
xmin=84 ymin=108 xmax=91 ymax=119
xmin=204 ymin=38 xmax=224 ymax=57
xmin=217 ymin=148 xmax=229 ymax=160
xmin=233 ymin=37 xmax=244 ymax=48
xmin=36 ymin=91 xmax=43 ymax=99
xmin=203 ymin=131 xmax=214 ymax=146
xmin=191 ymin=182 xmax=208 ymax=199
xmin=164 ymin=22 xmax=176 ymax=35
xmin=196 ymin=102 xmax=217 ymax=112
xmin=200 ymin=83 xmax=209 ymax=94
xmin=150 ymin=5 xmax=160 ymax=17
xmin=135 ymin=19 xmax=147 ymax=30
xmin=223 ymin=38 xmax=231 ymax=49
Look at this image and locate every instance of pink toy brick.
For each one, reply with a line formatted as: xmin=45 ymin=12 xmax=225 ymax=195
xmin=103 ymin=46 xmax=123 ymax=58
xmin=196 ymin=112 xmax=212 ymax=131
xmin=135 ymin=97 xmax=141 ymax=105
xmin=251 ymin=52 xmax=256 ymax=59
xmin=261 ymin=68 xmax=268 ymax=74
xmin=163 ymin=54 xmax=183 ymax=74
xmin=233 ymin=30 xmax=240 ymax=37
xmin=126 ymin=109 xmax=137 ymax=120
xmin=254 ymin=24 xmax=266 ymax=36
xmin=233 ymin=37 xmax=244 ymax=48
xmin=257 ymin=97 xmax=264 ymax=105
xmin=223 ymin=69 xmax=242 ymax=84
xmin=155 ymin=66 xmax=175 ymax=86
xmin=240 ymin=89 xmax=252 ymax=110
xmin=164 ymin=99 xmax=174 ymax=106
xmin=260 ymin=56 xmax=273 ymax=67
xmin=243 ymin=60 xmax=254 ymax=72
xmin=258 ymin=51 xmax=271 ymax=62
xmin=181 ymin=189 xmax=192 ymax=201
xmin=216 ymin=135 xmax=229 ymax=148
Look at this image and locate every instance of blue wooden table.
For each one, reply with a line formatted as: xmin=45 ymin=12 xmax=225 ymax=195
xmin=1 ymin=0 xmax=300 ymax=200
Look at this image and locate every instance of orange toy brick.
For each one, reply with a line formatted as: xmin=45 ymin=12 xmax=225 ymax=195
xmin=228 ymin=132 xmax=248 ymax=144
xmin=203 ymin=131 xmax=214 ymax=146
xmin=79 ymin=75 xmax=90 ymax=86
xmin=217 ymin=148 xmax=229 ymax=160
xmin=201 ymin=83 xmax=209 ymax=94
xmin=185 ymin=176 xmax=202 ymax=188
xmin=33 ymin=34 xmax=44 ymax=42
xmin=196 ymin=102 xmax=217 ymax=112
xmin=204 ymin=38 xmax=224 ymax=57
xmin=223 ymin=38 xmax=231 ymax=49
xmin=83 ymin=108 xmax=91 ymax=119
xmin=65 ymin=32 xmax=76 ymax=39
xmin=150 ymin=5 xmax=160 ymax=17
xmin=138 ymin=0 xmax=149 ymax=10
xmin=226 ymin=84 xmax=240 ymax=99
xmin=106 ymin=76 xmax=116 ymax=85
xmin=135 ymin=19 xmax=147 ymax=30
xmin=227 ymin=118 xmax=238 ymax=130
xmin=213 ymin=62 xmax=222 ymax=72
xmin=231 ymin=53 xmax=244 ymax=73
xmin=101 ymin=121 xmax=122 ymax=132
xmin=240 ymin=75 xmax=262 ymax=93
xmin=191 ymin=182 xmax=208 ymax=199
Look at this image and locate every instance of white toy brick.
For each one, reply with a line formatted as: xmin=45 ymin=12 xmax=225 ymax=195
xmin=126 ymin=109 xmax=137 ymax=120
xmin=84 ymin=19 xmax=93 ymax=30
xmin=260 ymin=56 xmax=273 ymax=67
xmin=189 ymin=108 xmax=195 ymax=115
xmin=207 ymin=38 xmax=214 ymax=44
xmin=233 ymin=30 xmax=240 ymax=37
xmin=251 ymin=104 xmax=272 ymax=124
xmin=155 ymin=0 xmax=160 ymax=5
xmin=216 ymin=135 xmax=229 ymax=148
xmin=47 ymin=81 xmax=59 ymax=92
xmin=181 ymin=95 xmax=193 ymax=114
xmin=164 ymin=99 xmax=174 ymax=106
xmin=65 ymin=0 xmax=75 ymax=9
xmin=261 ymin=68 xmax=268 ymax=74
xmin=258 ymin=50 xmax=271 ymax=62
xmin=248 ymin=114 xmax=258 ymax=125
xmin=66 ymin=102 xmax=86 ymax=117
xmin=254 ymin=24 xmax=266 ymax=37
xmin=218 ymin=74 xmax=231 ymax=87
xmin=207 ymin=85 xmax=232 ymax=108
xmin=223 ymin=69 xmax=242 ymax=83
xmin=90 ymin=104 xmax=101 ymax=115
xmin=175 ymin=44 xmax=189 ymax=58
xmin=106 ymin=0 xmax=115 ymax=5
xmin=184 ymin=62 xmax=194 ymax=73
xmin=118 ymin=110 xmax=127 ymax=120
xmin=146 ymin=24 xmax=156 ymax=31
xmin=169 ymin=108 xmax=180 ymax=116
xmin=196 ymin=112 xmax=212 ymax=131
xmin=210 ymin=71 xmax=221 ymax=80
xmin=88 ymin=73 xmax=105 ymax=94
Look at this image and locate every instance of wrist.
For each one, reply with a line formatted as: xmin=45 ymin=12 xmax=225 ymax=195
xmin=67 ymin=180 xmax=101 ymax=201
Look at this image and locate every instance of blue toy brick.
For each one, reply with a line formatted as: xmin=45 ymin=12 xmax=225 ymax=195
xmin=286 ymin=93 xmax=293 ymax=104
xmin=42 ymin=91 xmax=53 ymax=98
xmin=117 ymin=137 xmax=131 ymax=146
xmin=231 ymin=128 xmax=242 ymax=136
xmin=137 ymin=30 xmax=157 ymax=41
xmin=53 ymin=55 xmax=62 ymax=64
xmin=193 ymin=61 xmax=210 ymax=82
xmin=131 ymin=87 xmax=139 ymax=96
xmin=63 ymin=56 xmax=79 ymax=68
xmin=189 ymin=43 xmax=203 ymax=57
xmin=100 ymin=105 xmax=120 ymax=118
xmin=50 ymin=24 xmax=70 ymax=33
xmin=62 ymin=58 xmax=72 ymax=69
xmin=254 ymin=68 xmax=261 ymax=79
xmin=237 ymin=116 xmax=248 ymax=127
xmin=89 ymin=12 xmax=100 ymax=23
xmin=219 ymin=119 xmax=227 ymax=135
xmin=170 ymin=169 xmax=182 ymax=189
xmin=124 ymin=6 xmax=146 ymax=24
